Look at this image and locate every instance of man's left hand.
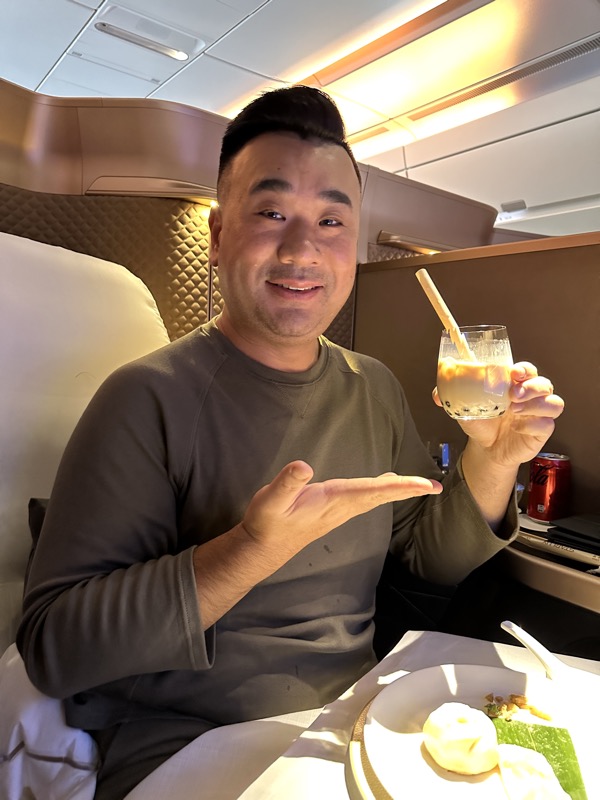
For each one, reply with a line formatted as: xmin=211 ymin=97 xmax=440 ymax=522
xmin=434 ymin=362 xmax=565 ymax=468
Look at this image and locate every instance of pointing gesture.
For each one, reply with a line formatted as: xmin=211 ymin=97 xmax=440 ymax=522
xmin=241 ymin=460 xmax=443 ymax=559
xmin=194 ymin=460 xmax=443 ymax=628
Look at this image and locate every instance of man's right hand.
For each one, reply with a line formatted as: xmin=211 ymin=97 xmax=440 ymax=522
xmin=193 ymin=460 xmax=442 ymax=629
xmin=241 ymin=460 xmax=442 ymax=558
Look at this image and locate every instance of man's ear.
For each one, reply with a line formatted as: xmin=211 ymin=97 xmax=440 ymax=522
xmin=208 ymin=204 xmax=222 ymax=266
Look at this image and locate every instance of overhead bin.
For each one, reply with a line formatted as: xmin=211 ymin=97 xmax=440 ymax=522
xmin=0 ymin=77 xmax=497 ymax=254
xmin=357 ymin=163 xmax=498 ymax=262
xmin=0 ymin=77 xmax=226 ymax=199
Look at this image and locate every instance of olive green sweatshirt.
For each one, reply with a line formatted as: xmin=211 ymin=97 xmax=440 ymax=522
xmin=18 ymin=320 xmax=516 ymax=733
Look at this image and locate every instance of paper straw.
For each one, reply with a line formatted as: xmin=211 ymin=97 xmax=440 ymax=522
xmin=415 ymin=268 xmax=476 ymax=361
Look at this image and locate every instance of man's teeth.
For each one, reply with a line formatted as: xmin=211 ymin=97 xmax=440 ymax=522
xmin=279 ymin=284 xmax=315 ymax=291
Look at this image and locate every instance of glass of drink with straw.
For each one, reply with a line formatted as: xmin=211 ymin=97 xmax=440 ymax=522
xmin=416 ymin=269 xmax=513 ymax=420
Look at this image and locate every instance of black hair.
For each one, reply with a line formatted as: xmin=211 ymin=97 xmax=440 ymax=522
xmin=217 ymin=85 xmax=361 ymax=194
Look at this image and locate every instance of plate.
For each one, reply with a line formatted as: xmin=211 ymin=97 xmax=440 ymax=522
xmin=346 ymin=664 xmax=594 ymax=800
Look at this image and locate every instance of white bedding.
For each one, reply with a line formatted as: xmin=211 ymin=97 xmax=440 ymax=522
xmin=0 ymin=232 xmax=170 ymax=653
xmin=0 ymin=644 xmax=98 ymax=800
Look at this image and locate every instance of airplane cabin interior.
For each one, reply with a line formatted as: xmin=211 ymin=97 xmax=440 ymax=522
xmin=0 ymin=1 xmax=599 ymax=795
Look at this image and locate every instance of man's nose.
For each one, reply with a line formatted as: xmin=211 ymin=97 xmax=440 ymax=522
xmin=278 ymin=220 xmax=320 ymax=265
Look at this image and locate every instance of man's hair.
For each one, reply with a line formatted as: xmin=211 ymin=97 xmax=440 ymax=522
xmin=217 ymin=85 xmax=362 ymax=195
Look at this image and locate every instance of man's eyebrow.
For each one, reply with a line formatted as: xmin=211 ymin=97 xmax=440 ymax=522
xmin=249 ymin=179 xmax=353 ymax=208
xmin=320 ymin=188 xmax=353 ymax=208
xmin=249 ymin=178 xmax=292 ymax=195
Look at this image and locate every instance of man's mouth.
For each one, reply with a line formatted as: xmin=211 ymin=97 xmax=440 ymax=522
xmin=269 ymin=281 xmax=322 ymax=293
xmin=276 ymin=283 xmax=318 ymax=291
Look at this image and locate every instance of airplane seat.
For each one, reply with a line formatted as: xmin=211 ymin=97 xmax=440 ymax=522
xmin=0 ymin=231 xmax=170 ymax=656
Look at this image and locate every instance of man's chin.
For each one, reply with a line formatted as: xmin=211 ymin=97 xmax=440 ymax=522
xmin=262 ymin=309 xmax=333 ymax=340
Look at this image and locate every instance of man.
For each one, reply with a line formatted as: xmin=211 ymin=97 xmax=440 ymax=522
xmin=17 ymin=86 xmax=564 ymax=798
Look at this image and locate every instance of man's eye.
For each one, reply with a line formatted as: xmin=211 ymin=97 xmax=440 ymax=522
xmin=320 ymin=218 xmax=342 ymax=226
xmin=260 ymin=210 xmax=284 ymax=220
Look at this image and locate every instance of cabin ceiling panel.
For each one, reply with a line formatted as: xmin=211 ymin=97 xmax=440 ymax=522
xmin=496 ymin=206 xmax=600 ymax=237
xmin=40 ymin=53 xmax=165 ymax=98
xmin=325 ymin=0 xmax=600 ymax=120
xmin=320 ymin=92 xmax=391 ymax=139
xmin=113 ymin=0 xmax=262 ymax=40
xmin=0 ymin=0 xmax=95 ymax=90
xmin=151 ymin=55 xmax=287 ymax=115
xmin=400 ymin=74 xmax=600 ymax=169
xmin=407 ymin=112 xmax=600 ymax=215
xmin=365 ymin=72 xmax=600 ymax=179
xmin=32 ymin=76 xmax=106 ymax=98
xmin=206 ymin=0 xmax=432 ymax=83
xmin=37 ymin=4 xmax=215 ymax=97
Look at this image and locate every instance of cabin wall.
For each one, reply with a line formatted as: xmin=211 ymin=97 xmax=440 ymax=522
xmin=353 ymin=232 xmax=600 ymax=515
xmin=0 ymin=78 xmax=225 ymax=198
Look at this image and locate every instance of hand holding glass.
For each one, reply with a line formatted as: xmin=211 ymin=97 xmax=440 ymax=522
xmin=437 ymin=325 xmax=513 ymax=420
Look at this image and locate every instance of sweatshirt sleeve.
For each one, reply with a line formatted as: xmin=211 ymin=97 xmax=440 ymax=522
xmin=387 ymin=384 xmax=519 ymax=586
xmin=17 ymin=363 xmax=214 ymax=699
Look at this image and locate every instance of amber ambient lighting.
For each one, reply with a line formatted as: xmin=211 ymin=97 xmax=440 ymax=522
xmin=289 ymin=0 xmax=507 ymax=158
xmin=296 ymin=0 xmax=494 ymax=88
xmin=350 ymin=94 xmax=511 ymax=160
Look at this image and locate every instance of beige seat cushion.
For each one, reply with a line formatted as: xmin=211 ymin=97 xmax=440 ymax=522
xmin=0 ymin=232 xmax=170 ymax=653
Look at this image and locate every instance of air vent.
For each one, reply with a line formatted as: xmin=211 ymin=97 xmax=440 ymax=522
xmin=501 ymin=200 xmax=527 ymax=213
xmin=408 ymin=33 xmax=600 ymax=121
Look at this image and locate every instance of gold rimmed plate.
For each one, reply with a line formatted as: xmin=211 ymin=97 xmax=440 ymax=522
xmin=345 ymin=664 xmax=594 ymax=800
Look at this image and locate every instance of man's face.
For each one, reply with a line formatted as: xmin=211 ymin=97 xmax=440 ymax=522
xmin=209 ymin=132 xmax=361 ymax=354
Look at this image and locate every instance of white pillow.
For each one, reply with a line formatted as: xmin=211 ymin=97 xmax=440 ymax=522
xmin=0 ymin=644 xmax=98 ymax=799
xmin=0 ymin=232 xmax=171 ymax=652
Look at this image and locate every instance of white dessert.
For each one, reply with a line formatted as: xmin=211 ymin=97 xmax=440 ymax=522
xmin=497 ymin=744 xmax=570 ymax=800
xmin=422 ymin=702 xmax=499 ymax=775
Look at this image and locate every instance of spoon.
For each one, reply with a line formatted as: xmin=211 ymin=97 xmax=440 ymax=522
xmin=500 ymin=620 xmax=568 ymax=680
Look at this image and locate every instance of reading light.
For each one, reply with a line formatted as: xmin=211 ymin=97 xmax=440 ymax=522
xmin=377 ymin=231 xmax=448 ymax=254
xmin=95 ymin=21 xmax=190 ymax=61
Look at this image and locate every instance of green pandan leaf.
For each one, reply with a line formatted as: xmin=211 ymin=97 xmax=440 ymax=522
xmin=493 ymin=718 xmax=588 ymax=800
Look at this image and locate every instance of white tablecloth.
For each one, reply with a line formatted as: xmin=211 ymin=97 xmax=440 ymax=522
xmin=125 ymin=630 xmax=600 ymax=800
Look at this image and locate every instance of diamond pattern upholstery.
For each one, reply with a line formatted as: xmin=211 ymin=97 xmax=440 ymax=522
xmin=0 ymin=184 xmax=211 ymax=341
xmin=0 ymin=182 xmax=359 ymax=347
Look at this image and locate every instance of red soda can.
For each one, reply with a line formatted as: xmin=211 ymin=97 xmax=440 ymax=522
xmin=527 ymin=453 xmax=571 ymax=522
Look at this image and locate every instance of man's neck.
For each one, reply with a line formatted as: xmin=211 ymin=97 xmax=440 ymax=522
xmin=214 ymin=315 xmax=320 ymax=372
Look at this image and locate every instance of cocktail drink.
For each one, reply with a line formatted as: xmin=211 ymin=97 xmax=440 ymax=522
xmin=437 ymin=325 xmax=513 ymax=420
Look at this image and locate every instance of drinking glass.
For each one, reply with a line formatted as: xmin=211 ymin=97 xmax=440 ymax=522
xmin=437 ymin=325 xmax=513 ymax=420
